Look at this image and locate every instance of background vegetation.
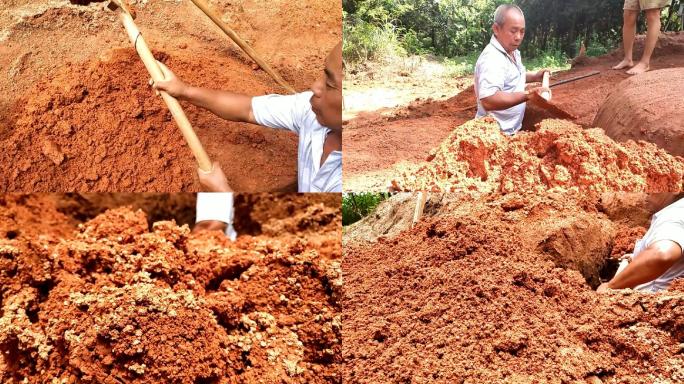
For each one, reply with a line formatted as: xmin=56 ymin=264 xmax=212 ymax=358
xmin=343 ymin=0 xmax=683 ymax=72
xmin=342 ymin=193 xmax=393 ymax=226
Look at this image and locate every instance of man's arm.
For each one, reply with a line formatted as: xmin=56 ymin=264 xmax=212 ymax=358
xmin=525 ymin=68 xmax=550 ymax=84
xmin=152 ymin=61 xmax=257 ymax=124
xmin=480 ymin=91 xmax=529 ymax=112
xmin=598 ymin=240 xmax=683 ymax=292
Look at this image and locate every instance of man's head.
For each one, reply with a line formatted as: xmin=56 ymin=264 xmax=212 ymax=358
xmin=310 ymin=42 xmax=343 ymax=130
xmin=492 ymin=4 xmax=525 ymax=54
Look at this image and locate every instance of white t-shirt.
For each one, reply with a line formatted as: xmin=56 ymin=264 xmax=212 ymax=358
xmin=195 ymin=192 xmax=237 ymax=241
xmin=632 ymin=198 xmax=684 ymax=292
xmin=251 ymin=91 xmax=342 ymax=192
xmin=474 ymin=35 xmax=527 ymax=135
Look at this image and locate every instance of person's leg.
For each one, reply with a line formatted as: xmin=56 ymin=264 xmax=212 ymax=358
xmin=627 ymin=7 xmax=662 ymax=74
xmin=613 ymin=9 xmax=640 ymax=70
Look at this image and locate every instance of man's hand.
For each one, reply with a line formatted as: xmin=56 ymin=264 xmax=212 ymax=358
xmin=596 ymin=282 xmax=612 ymax=293
xmin=532 ymin=68 xmax=551 ymax=83
xmin=198 ymin=161 xmax=233 ymax=192
xmin=149 ymin=61 xmax=188 ymax=99
xmin=193 ymin=220 xmax=228 ymax=233
xmin=525 ymin=86 xmax=552 ymax=101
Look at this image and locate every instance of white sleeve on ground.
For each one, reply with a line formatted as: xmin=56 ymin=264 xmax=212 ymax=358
xmin=196 ymin=192 xmax=237 ymax=241
xmin=251 ymin=91 xmax=313 ymax=134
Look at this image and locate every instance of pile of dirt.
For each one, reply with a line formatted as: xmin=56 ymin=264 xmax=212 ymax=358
xmin=343 ymin=192 xmax=684 ymax=383
xmin=593 ymin=68 xmax=684 ymax=157
xmin=0 ymin=194 xmax=342 ymax=383
xmin=0 ymin=48 xmax=299 ymax=192
xmin=391 ymin=118 xmax=684 ymax=193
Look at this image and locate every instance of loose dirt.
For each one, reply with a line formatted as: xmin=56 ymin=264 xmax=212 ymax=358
xmin=0 ymin=193 xmax=342 ymax=383
xmin=0 ymin=0 xmax=341 ymax=192
xmin=389 ymin=118 xmax=684 ymax=194
xmin=344 ymin=32 xmax=684 ymax=192
xmin=343 ymin=191 xmax=684 ymax=383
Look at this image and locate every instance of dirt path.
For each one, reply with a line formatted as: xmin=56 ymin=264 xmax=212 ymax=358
xmin=0 ymin=0 xmax=341 ymax=191
xmin=344 ymin=33 xmax=684 ymax=192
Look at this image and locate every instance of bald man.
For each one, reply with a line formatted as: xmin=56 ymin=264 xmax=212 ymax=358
xmin=151 ymin=43 xmax=343 ymax=193
xmin=474 ymin=4 xmax=550 ymax=135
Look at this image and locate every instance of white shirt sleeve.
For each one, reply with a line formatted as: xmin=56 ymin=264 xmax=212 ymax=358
xmin=476 ymin=59 xmax=506 ymax=100
xmin=195 ymin=191 xmax=234 ymax=230
xmin=251 ymin=91 xmax=314 ymax=135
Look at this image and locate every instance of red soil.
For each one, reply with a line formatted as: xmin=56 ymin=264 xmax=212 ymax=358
xmin=0 ymin=0 xmax=341 ymax=192
xmin=0 ymin=193 xmax=342 ymax=383
xmin=390 ymin=118 xmax=684 ymax=193
xmin=593 ymin=67 xmax=684 ymax=158
xmin=343 ymin=192 xmax=684 ymax=383
xmin=344 ymin=32 xmax=684 ymax=192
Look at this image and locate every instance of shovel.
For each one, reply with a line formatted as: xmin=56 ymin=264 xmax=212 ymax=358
xmin=528 ymin=70 xmax=601 ymax=120
xmin=106 ymin=0 xmax=212 ymax=172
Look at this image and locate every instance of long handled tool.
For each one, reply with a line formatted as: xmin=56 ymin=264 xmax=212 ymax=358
xmin=107 ymin=0 xmax=212 ymax=172
xmin=527 ymin=70 xmax=600 ymax=120
xmin=549 ymin=70 xmax=600 ymax=88
xmin=189 ymin=0 xmax=296 ymax=94
xmin=411 ymin=192 xmax=428 ymax=228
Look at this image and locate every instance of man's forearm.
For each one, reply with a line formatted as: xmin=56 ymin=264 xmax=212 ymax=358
xmin=607 ymin=241 xmax=682 ymax=289
xmin=481 ymin=91 xmax=528 ymax=111
xmin=180 ymin=86 xmax=256 ymax=124
xmin=525 ymin=71 xmax=539 ymax=83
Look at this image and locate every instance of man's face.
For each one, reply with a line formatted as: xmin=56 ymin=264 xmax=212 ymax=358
xmin=493 ymin=10 xmax=525 ymax=53
xmin=310 ymin=42 xmax=343 ymax=130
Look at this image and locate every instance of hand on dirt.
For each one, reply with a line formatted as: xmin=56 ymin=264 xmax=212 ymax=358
xmin=198 ymin=161 xmax=233 ymax=192
xmin=596 ymin=283 xmax=612 ymax=293
xmin=150 ymin=61 xmax=188 ymax=98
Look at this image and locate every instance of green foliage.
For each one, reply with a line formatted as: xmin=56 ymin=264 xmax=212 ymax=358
xmin=343 ymin=13 xmax=407 ymax=63
xmin=344 ymin=0 xmax=683 ymax=66
xmin=525 ymin=49 xmax=570 ymax=72
xmin=342 ymin=193 xmax=392 ymax=226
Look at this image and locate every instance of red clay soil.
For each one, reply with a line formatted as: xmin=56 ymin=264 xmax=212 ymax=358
xmin=0 ymin=0 xmax=341 ymax=192
xmin=343 ymin=192 xmax=684 ymax=383
xmin=344 ymin=32 xmax=684 ymax=191
xmin=390 ymin=118 xmax=684 ymax=193
xmin=593 ymin=67 xmax=684 ymax=158
xmin=0 ymin=194 xmax=342 ymax=383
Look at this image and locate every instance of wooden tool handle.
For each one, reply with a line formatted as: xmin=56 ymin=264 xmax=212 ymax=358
xmin=412 ymin=192 xmax=428 ymax=228
xmin=118 ymin=12 xmax=213 ymax=172
xmin=189 ymin=0 xmax=296 ymax=94
xmin=541 ymin=71 xmax=552 ymax=101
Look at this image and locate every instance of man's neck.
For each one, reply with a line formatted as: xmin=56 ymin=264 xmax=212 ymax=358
xmin=321 ymin=128 xmax=342 ymax=166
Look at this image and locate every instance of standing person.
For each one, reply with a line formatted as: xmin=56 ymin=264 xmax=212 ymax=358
xmin=151 ymin=43 xmax=343 ymax=193
xmin=598 ymin=197 xmax=684 ymax=293
xmin=613 ymin=0 xmax=670 ymax=74
xmin=473 ymin=4 xmax=550 ymax=136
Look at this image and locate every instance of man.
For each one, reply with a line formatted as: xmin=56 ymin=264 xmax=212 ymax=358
xmin=151 ymin=43 xmax=343 ymax=192
xmin=193 ymin=192 xmax=237 ymax=240
xmin=598 ymin=197 xmax=684 ymax=293
xmin=613 ymin=0 xmax=670 ymax=75
xmin=474 ymin=4 xmax=550 ymax=136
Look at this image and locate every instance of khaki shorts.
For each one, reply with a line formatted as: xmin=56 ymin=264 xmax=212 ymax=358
xmin=624 ymin=0 xmax=670 ymax=11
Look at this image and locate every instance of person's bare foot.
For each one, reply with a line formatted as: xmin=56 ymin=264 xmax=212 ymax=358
xmin=612 ymin=58 xmax=634 ymax=70
xmin=626 ymin=61 xmax=650 ymax=75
